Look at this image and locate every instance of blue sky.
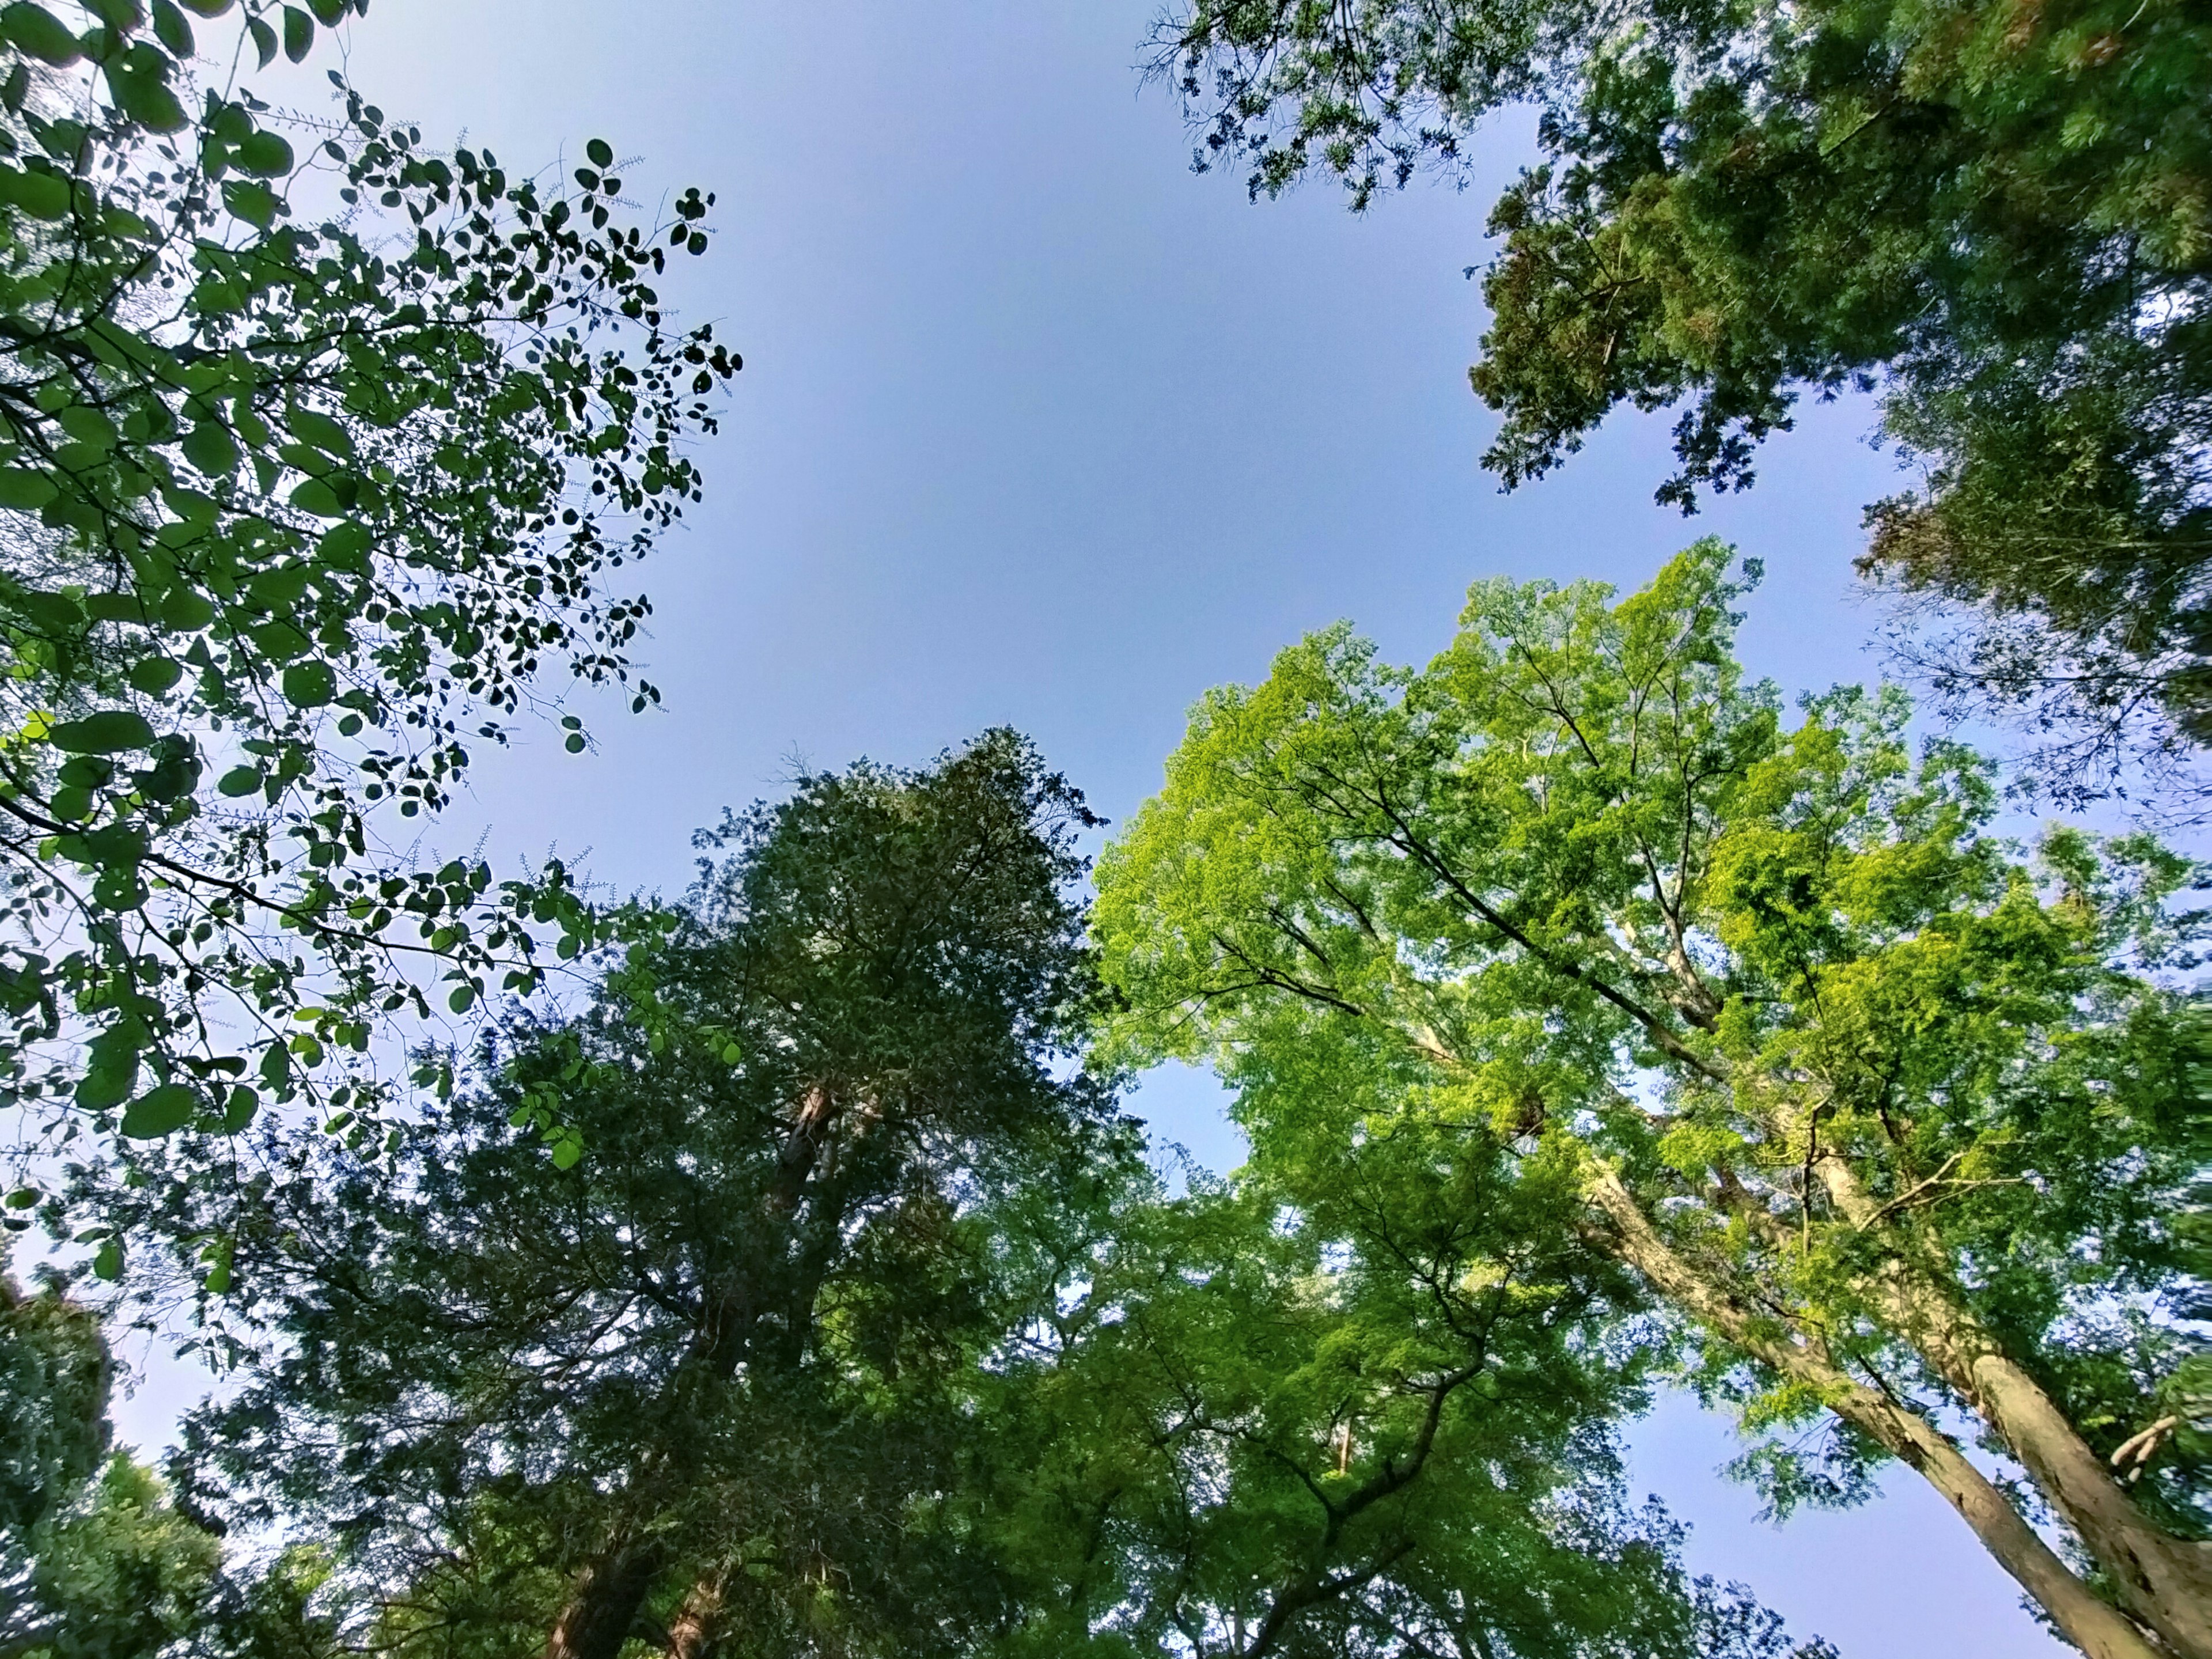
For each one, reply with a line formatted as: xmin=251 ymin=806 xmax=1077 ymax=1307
xmin=111 ymin=2 xmax=2067 ymax=1651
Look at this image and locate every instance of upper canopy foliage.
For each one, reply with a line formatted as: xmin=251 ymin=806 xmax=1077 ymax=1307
xmin=1158 ymin=0 xmax=2212 ymax=790
xmin=0 ymin=0 xmax=738 ymax=1221
xmin=1093 ymin=541 xmax=2211 ymax=1656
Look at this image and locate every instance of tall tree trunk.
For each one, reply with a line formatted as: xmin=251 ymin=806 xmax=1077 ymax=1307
xmin=1933 ymin=1323 xmax=2212 ymax=1657
xmin=664 ymin=1569 xmax=729 ymax=1659
xmin=1812 ymin=1156 xmax=2212 ymax=1657
xmin=1583 ymin=1164 xmax=2167 ymax=1659
xmin=544 ymin=1539 xmax=668 ymax=1659
xmin=546 ymin=1084 xmax=842 ymax=1659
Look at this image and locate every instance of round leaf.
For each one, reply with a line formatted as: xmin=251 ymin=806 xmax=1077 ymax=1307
xmin=235 ymin=129 xmax=293 ymax=176
xmin=126 ymin=655 xmax=183 ymax=695
xmin=120 ymin=1082 xmax=196 ymax=1138
xmin=48 ymin=710 xmax=155 ymax=753
xmin=0 ymin=3 xmax=82 ymax=66
xmin=281 ymin=661 xmax=335 ymax=707
xmin=0 ymin=465 xmax=59 ymax=507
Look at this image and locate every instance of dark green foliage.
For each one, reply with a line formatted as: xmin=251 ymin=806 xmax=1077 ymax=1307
xmin=0 ymin=1243 xmax=109 ymax=1535
xmin=0 ymin=0 xmax=739 ymax=1196
xmin=1157 ymin=0 xmax=2212 ymax=788
xmin=0 ymin=1247 xmax=230 ymax=1659
xmin=976 ymin=1100 xmax=1835 ymax=1659
xmin=111 ymin=733 xmax=1127 ymax=1657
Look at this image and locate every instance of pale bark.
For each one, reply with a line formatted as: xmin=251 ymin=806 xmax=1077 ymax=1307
xmin=664 ymin=1569 xmax=729 ymax=1659
xmin=1583 ymin=1163 xmax=2166 ymax=1659
xmin=1809 ymin=1154 xmax=2212 ymax=1657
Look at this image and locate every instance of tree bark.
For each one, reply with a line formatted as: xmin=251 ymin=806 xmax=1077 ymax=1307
xmin=663 ymin=1569 xmax=729 ymax=1659
xmin=1582 ymin=1163 xmax=2166 ymax=1659
xmin=1811 ymin=1155 xmax=2212 ymax=1657
xmin=543 ymin=1538 xmax=668 ymax=1659
xmin=1946 ymin=1336 xmax=2212 ymax=1658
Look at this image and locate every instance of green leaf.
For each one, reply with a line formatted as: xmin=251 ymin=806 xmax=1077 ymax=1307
xmin=157 ymin=586 xmax=213 ymax=632
xmin=48 ymin=710 xmax=155 ymax=753
xmin=289 ymin=476 xmax=344 ymax=517
xmin=245 ymin=11 xmax=272 ymax=64
xmin=120 ymin=1082 xmax=195 ymax=1138
xmin=222 ymin=1085 xmax=258 ymax=1132
xmin=178 ymin=0 xmax=233 ymax=15
xmin=126 ymin=655 xmax=182 ymax=695
xmin=82 ymin=0 xmax=143 ymax=31
xmin=149 ymin=0 xmax=189 ymax=54
xmin=281 ymin=2 xmax=309 ymax=60
xmin=17 ymin=590 xmax=83 ymax=631
xmin=285 ymin=403 xmax=352 ymax=456
xmin=106 ymin=64 xmax=187 ymax=132
xmin=92 ymin=1240 xmax=122 ymax=1281
xmin=281 ymin=660 xmax=335 ymax=707
xmin=0 ymin=465 xmax=58 ymax=507
xmin=721 ymin=1041 xmax=741 ymax=1065
xmin=221 ymin=177 xmax=276 ymax=226
xmin=3 ymin=1188 xmax=38 ymax=1209
xmin=305 ymin=0 xmax=341 ymax=21
xmin=216 ymin=765 xmax=261 ymax=797
xmin=564 ymin=732 xmax=585 ymax=753
xmin=315 ymin=518 xmax=371 ymax=570
xmin=47 ymin=785 xmax=90 ymax=821
xmin=234 ymin=128 xmax=293 ymax=176
xmin=0 ymin=164 xmax=71 ymax=221
xmin=180 ymin=419 xmax=237 ymax=477
xmin=448 ymin=984 xmax=474 ymax=1014
xmin=585 ymin=137 xmax=613 ymax=169
xmin=0 ymin=3 xmax=82 ymax=66
xmin=550 ymin=1135 xmax=582 ymax=1169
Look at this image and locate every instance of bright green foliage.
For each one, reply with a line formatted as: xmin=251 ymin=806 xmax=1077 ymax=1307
xmin=0 ymin=1245 xmax=228 ymax=1659
xmin=111 ymin=734 xmax=1126 ymax=1659
xmin=1093 ymin=543 xmax=2211 ymax=1654
xmin=1157 ymin=0 xmax=2212 ymax=781
xmin=0 ymin=1241 xmax=109 ymax=1535
xmin=0 ymin=0 xmax=738 ymax=1194
xmin=976 ymin=1112 xmax=1832 ymax=1658
xmin=1 ymin=1453 xmax=223 ymax=1659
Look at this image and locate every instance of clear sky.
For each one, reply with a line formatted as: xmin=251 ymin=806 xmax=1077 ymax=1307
xmin=111 ymin=3 xmax=2067 ymax=1651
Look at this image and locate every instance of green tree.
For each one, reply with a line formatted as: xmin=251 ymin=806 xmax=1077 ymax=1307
xmin=0 ymin=1241 xmax=108 ymax=1536
xmin=974 ymin=1112 xmax=1834 ymax=1659
xmin=1156 ymin=0 xmax=2212 ymax=790
xmin=2 ymin=1453 xmax=223 ymax=1659
xmin=0 ymin=0 xmax=738 ymax=1209
xmin=1094 ymin=542 xmax=2210 ymax=1659
xmin=113 ymin=733 xmax=1126 ymax=1659
xmin=0 ymin=1244 xmax=228 ymax=1659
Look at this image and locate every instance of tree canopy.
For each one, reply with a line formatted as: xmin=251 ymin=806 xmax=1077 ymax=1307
xmin=0 ymin=0 xmax=738 ymax=1221
xmin=1156 ymin=0 xmax=2212 ymax=789
xmin=1094 ymin=541 xmax=2211 ymax=1659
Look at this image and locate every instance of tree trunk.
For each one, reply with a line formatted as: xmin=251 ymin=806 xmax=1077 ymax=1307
xmin=1812 ymin=1156 xmax=2212 ymax=1657
xmin=664 ymin=1570 xmax=729 ymax=1659
xmin=1583 ymin=1164 xmax=2166 ymax=1659
xmin=1952 ymin=1342 xmax=2212 ymax=1658
xmin=544 ymin=1539 xmax=668 ymax=1659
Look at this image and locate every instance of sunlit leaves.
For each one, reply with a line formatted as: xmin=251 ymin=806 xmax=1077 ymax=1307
xmin=0 ymin=0 xmax=740 ymax=1207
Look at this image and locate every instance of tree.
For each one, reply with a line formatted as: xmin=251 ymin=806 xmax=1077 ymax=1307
xmin=0 ymin=1240 xmax=109 ymax=1536
xmin=0 ymin=0 xmax=738 ymax=1215
xmin=974 ymin=1101 xmax=1835 ymax=1659
xmin=1154 ymin=0 xmax=2212 ymax=792
xmin=1093 ymin=541 xmax=2211 ymax=1658
xmin=109 ymin=733 xmax=1126 ymax=1659
xmin=0 ymin=1243 xmax=225 ymax=1659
